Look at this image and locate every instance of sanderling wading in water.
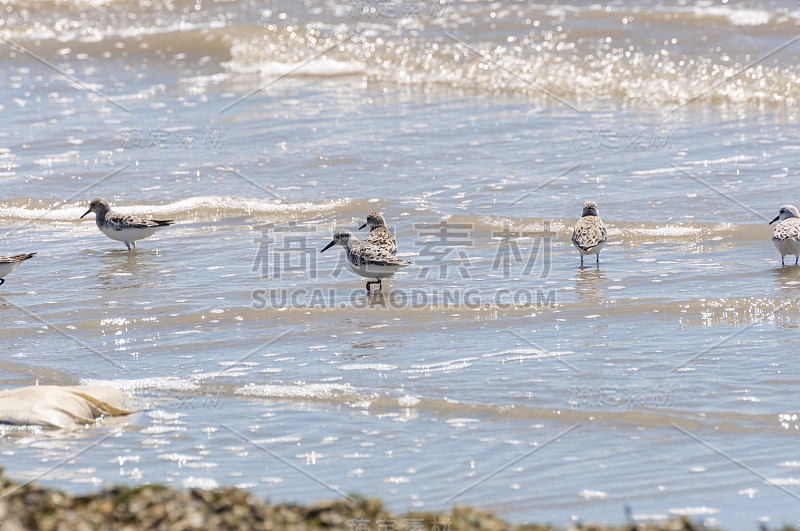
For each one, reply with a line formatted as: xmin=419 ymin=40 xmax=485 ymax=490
xmin=769 ymin=204 xmax=800 ymax=266
xmin=572 ymin=201 xmax=608 ymax=266
xmin=359 ymin=212 xmax=397 ymax=255
xmin=0 ymin=253 xmax=36 ymax=287
xmin=80 ymin=198 xmax=175 ymax=251
xmin=320 ymin=230 xmax=411 ymax=292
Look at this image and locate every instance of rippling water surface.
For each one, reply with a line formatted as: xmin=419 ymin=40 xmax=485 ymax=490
xmin=1 ymin=0 xmax=800 ymax=528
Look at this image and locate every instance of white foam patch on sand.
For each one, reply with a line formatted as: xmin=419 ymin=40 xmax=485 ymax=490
xmin=181 ymin=477 xmax=219 ymax=490
xmin=339 ymin=363 xmax=398 ymax=372
xmin=626 ymin=226 xmax=701 ymax=237
xmin=668 ymin=506 xmax=720 ymax=516
xmin=398 ymin=395 xmax=421 ymax=407
xmin=81 ymin=377 xmax=199 ymax=392
xmin=159 ymin=453 xmax=202 ymax=463
xmin=235 ymin=382 xmax=357 ymax=399
xmin=401 ymin=357 xmax=475 ymax=375
xmin=479 ymin=216 xmax=571 ymax=235
xmin=692 ymin=6 xmax=770 ymax=26
xmin=224 ymin=40 xmax=366 ymax=77
xmin=445 ymin=418 xmax=480 ymax=428
xmin=579 ymin=489 xmax=608 ymax=500
xmin=231 ymin=58 xmax=366 ymax=78
xmin=484 ymin=349 xmax=574 ymax=363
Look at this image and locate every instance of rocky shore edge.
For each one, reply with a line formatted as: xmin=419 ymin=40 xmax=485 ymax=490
xmin=0 ymin=469 xmax=794 ymax=530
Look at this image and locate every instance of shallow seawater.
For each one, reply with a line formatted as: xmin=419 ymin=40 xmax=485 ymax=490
xmin=2 ymin=0 xmax=800 ymax=529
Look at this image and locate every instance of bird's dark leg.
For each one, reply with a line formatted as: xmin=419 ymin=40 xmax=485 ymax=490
xmin=125 ymin=241 xmax=132 ymax=251
xmin=366 ymin=279 xmax=382 ymax=292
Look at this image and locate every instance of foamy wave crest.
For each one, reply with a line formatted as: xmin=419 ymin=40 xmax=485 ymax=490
xmin=5 ymin=1 xmax=798 ymax=107
xmin=235 ymin=382 xmax=361 ymax=400
xmin=222 ymin=21 xmax=800 ymax=107
xmin=80 ymin=377 xmax=200 ymax=392
xmin=224 ymin=40 xmax=366 ymax=77
xmin=624 ymin=225 xmax=702 ymax=237
xmin=0 ymin=196 xmax=349 ymax=223
xmin=690 ymin=6 xmax=771 ymax=26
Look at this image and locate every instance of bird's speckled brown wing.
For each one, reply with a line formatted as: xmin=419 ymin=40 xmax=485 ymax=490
xmin=773 ymin=218 xmax=800 ymax=241
xmin=365 ymin=226 xmax=397 ymax=255
xmin=104 ymin=213 xmax=174 ymax=231
xmin=572 ymin=216 xmax=607 ymax=250
xmin=0 ymin=253 xmax=36 ymax=264
xmin=348 ymin=241 xmax=410 ymax=267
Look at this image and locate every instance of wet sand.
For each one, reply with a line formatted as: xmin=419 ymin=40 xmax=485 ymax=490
xmin=0 ymin=469 xmax=779 ymax=531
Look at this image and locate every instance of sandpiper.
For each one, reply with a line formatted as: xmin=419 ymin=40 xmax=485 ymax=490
xmin=80 ymin=198 xmax=174 ymax=251
xmin=359 ymin=212 xmax=397 ymax=255
xmin=320 ymin=230 xmax=411 ymax=291
xmin=769 ymin=205 xmax=800 ymax=266
xmin=0 ymin=253 xmax=36 ymax=287
xmin=572 ymin=201 xmax=608 ymax=266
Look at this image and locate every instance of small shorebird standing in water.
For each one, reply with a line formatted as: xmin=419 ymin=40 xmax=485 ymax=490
xmin=0 ymin=253 xmax=36 ymax=287
xmin=572 ymin=201 xmax=608 ymax=266
xmin=321 ymin=230 xmax=411 ymax=291
xmin=359 ymin=212 xmax=397 ymax=255
xmin=81 ymin=198 xmax=174 ymax=251
xmin=769 ymin=204 xmax=800 ymax=266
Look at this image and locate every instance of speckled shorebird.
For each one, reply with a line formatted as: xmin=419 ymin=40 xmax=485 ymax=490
xmin=320 ymin=230 xmax=411 ymax=291
xmin=0 ymin=253 xmax=35 ymax=287
xmin=80 ymin=198 xmax=174 ymax=251
xmin=769 ymin=204 xmax=800 ymax=266
xmin=572 ymin=201 xmax=608 ymax=266
xmin=359 ymin=212 xmax=397 ymax=255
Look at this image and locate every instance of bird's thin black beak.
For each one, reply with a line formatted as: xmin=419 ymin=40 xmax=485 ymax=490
xmin=320 ymin=240 xmax=336 ymax=253
xmin=80 ymin=209 xmax=91 ymax=219
xmin=358 ymin=222 xmax=367 ymax=230
xmin=769 ymin=215 xmax=780 ymax=225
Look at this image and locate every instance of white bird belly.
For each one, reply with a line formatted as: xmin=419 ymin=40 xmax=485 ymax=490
xmin=574 ymin=240 xmax=605 ymax=256
xmin=348 ymin=261 xmax=404 ymax=279
xmin=100 ymin=225 xmax=161 ymax=242
xmin=0 ymin=261 xmax=20 ymax=278
xmin=774 ymin=237 xmax=800 ymax=257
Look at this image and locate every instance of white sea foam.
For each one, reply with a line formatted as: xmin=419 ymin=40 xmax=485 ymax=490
xmin=224 ymin=41 xmax=366 ymax=77
xmin=626 ymin=226 xmax=701 ymax=237
xmin=0 ymin=196 xmax=347 ymax=222
xmin=338 ymin=363 xmax=398 ymax=371
xmin=235 ymin=382 xmax=357 ymax=399
xmin=692 ymin=6 xmax=771 ymax=26
xmin=81 ymin=377 xmax=199 ymax=392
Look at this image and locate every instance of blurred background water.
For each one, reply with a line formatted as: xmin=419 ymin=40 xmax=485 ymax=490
xmin=2 ymin=0 xmax=800 ymax=528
